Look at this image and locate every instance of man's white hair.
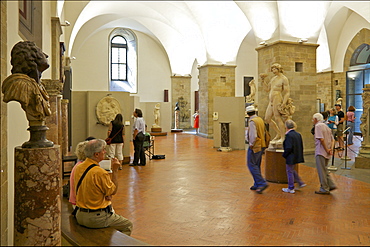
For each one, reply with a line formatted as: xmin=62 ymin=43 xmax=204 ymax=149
xmin=313 ymin=113 xmax=323 ymax=121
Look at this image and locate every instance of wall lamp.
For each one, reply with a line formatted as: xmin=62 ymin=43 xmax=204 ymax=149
xmin=61 ymin=20 xmax=71 ymax=27
xmin=259 ymin=41 xmax=267 ymax=46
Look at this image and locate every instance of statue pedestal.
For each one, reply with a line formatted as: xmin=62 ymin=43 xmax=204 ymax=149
xmin=265 ymin=149 xmax=298 ymax=183
xmin=151 ymin=127 xmax=167 ymax=136
xmin=355 ymin=154 xmax=370 ymax=169
xmin=14 ymin=145 xmax=61 ymax=246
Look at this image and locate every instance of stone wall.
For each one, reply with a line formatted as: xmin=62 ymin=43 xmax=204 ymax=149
xmin=0 ymin=1 xmax=8 ymax=245
xmin=256 ymin=41 xmax=319 ymax=152
xmin=198 ymin=65 xmax=236 ymax=138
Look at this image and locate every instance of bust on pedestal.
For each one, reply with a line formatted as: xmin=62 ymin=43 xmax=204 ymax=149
xmin=171 ymin=102 xmax=183 ymax=132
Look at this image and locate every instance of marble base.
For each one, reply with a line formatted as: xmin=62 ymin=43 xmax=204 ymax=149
xmin=171 ymin=129 xmax=183 ymax=132
xmin=354 ymin=155 xmax=370 ymax=169
xmin=14 ymin=145 xmax=61 ymax=246
xmin=151 ymin=132 xmax=167 ymax=136
xmin=265 ymin=149 xmax=298 ymax=183
xmin=218 ymin=147 xmax=232 ymax=152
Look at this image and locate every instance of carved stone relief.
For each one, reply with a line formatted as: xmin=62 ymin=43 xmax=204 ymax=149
xmin=96 ymin=95 xmax=122 ymax=126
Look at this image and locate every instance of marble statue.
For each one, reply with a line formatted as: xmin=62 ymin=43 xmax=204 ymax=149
xmin=260 ymin=63 xmax=292 ymax=145
xmin=153 ymin=103 xmax=161 ymax=128
xmin=2 ymin=41 xmax=51 ymax=126
xmin=336 ymin=97 xmax=343 ymax=106
xmin=246 ymin=79 xmax=256 ymax=103
xmin=2 ymin=41 xmax=53 ymax=148
xmin=96 ymin=95 xmax=122 ymax=126
xmin=360 ymin=85 xmax=370 ymax=149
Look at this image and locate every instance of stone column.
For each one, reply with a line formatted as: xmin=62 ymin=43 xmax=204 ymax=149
xmin=14 ymin=146 xmax=61 ymax=246
xmin=61 ymin=99 xmax=69 ymax=155
xmin=171 ymin=75 xmax=191 ymax=129
xmin=256 ymin=41 xmax=319 ymax=152
xmin=0 ymin=1 xmax=8 ymax=245
xmin=57 ymin=95 xmax=63 ymax=148
xmin=51 ymin=17 xmax=63 ymax=81
xmin=42 ymin=79 xmax=63 ymax=145
xmin=198 ymin=64 xmax=236 ymax=138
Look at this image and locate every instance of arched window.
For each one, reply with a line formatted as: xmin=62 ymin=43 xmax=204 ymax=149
xmin=109 ymin=28 xmax=137 ymax=93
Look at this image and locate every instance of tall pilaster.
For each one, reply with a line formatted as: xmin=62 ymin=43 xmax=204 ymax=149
xmin=171 ymin=75 xmax=191 ymax=129
xmin=61 ymin=99 xmax=69 ymax=155
xmin=256 ymin=41 xmax=318 ymax=152
xmin=42 ymin=79 xmax=63 ymax=145
xmin=51 ymin=17 xmax=63 ymax=81
xmin=198 ymin=64 xmax=236 ymax=138
xmin=0 ymin=1 xmax=8 ymax=245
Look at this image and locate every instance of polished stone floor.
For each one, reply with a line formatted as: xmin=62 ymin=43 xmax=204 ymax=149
xmin=64 ymin=130 xmax=370 ymax=246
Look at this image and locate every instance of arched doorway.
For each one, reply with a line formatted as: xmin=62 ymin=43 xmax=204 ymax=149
xmin=346 ymin=43 xmax=370 ymax=134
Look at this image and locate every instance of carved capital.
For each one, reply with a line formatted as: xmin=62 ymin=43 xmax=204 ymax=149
xmin=41 ymin=79 xmax=63 ymax=95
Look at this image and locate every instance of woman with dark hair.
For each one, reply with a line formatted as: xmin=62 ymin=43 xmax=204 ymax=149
xmin=346 ymin=106 xmax=356 ymax=146
xmin=131 ymin=108 xmax=146 ymax=166
xmin=107 ymin=113 xmax=125 ymax=169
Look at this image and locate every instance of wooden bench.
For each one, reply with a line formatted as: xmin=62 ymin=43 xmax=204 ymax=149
xmin=61 ymin=197 xmax=150 ymax=246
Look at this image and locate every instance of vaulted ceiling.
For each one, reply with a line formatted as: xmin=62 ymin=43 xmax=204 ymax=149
xmin=59 ymin=1 xmax=370 ymax=74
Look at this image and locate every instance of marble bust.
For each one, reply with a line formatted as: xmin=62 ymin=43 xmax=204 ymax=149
xmin=2 ymin=41 xmax=51 ymax=126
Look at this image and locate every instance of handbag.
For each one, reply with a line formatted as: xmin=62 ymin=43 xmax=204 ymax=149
xmin=105 ymin=125 xmax=124 ymax=145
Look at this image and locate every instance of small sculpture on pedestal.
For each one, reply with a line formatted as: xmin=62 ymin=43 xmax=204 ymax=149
xmin=171 ymin=102 xmax=183 ymax=132
xmin=2 ymin=41 xmax=53 ymax=148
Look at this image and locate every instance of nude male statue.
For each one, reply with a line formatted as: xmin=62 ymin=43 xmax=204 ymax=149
xmin=153 ymin=103 xmax=160 ymax=127
xmin=260 ymin=63 xmax=290 ymax=145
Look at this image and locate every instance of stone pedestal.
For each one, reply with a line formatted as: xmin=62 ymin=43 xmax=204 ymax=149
xmin=171 ymin=111 xmax=183 ymax=132
xmin=14 ymin=145 xmax=61 ymax=246
xmin=218 ymin=122 xmax=232 ymax=152
xmin=354 ymin=154 xmax=370 ymax=169
xmin=265 ymin=149 xmax=298 ymax=183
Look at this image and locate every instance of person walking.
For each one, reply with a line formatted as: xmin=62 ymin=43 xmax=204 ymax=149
xmin=107 ymin=113 xmax=125 ymax=169
xmin=312 ymin=113 xmax=337 ymax=195
xmin=346 ymin=106 xmax=356 ymax=146
xmin=281 ymin=120 xmax=306 ymax=194
xmin=131 ymin=108 xmax=146 ymax=166
xmin=246 ymin=105 xmax=269 ymax=194
xmin=193 ymin=110 xmax=199 ymax=134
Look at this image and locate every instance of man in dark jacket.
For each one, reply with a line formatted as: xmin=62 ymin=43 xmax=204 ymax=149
xmin=282 ymin=120 xmax=306 ymax=193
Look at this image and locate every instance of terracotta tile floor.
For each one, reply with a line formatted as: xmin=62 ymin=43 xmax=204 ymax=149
xmin=65 ymin=132 xmax=370 ymax=246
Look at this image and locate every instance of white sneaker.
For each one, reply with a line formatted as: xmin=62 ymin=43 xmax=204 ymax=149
xmin=282 ymin=188 xmax=295 ymax=194
xmin=299 ymin=184 xmax=307 ymax=188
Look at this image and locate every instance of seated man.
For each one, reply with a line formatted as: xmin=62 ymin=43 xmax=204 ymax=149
xmin=74 ymin=139 xmax=133 ymax=235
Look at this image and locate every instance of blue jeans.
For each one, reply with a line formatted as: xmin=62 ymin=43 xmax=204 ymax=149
xmin=247 ymin=148 xmax=267 ymax=188
xmin=346 ymin=121 xmax=354 ymax=145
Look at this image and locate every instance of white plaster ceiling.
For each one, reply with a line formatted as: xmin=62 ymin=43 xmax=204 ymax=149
xmin=62 ymin=1 xmax=370 ymax=74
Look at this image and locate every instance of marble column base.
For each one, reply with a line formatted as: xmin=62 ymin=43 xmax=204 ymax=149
xmin=14 ymin=145 xmax=61 ymax=246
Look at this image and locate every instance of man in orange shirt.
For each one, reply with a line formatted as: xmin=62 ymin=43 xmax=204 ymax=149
xmin=74 ymin=139 xmax=133 ymax=235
